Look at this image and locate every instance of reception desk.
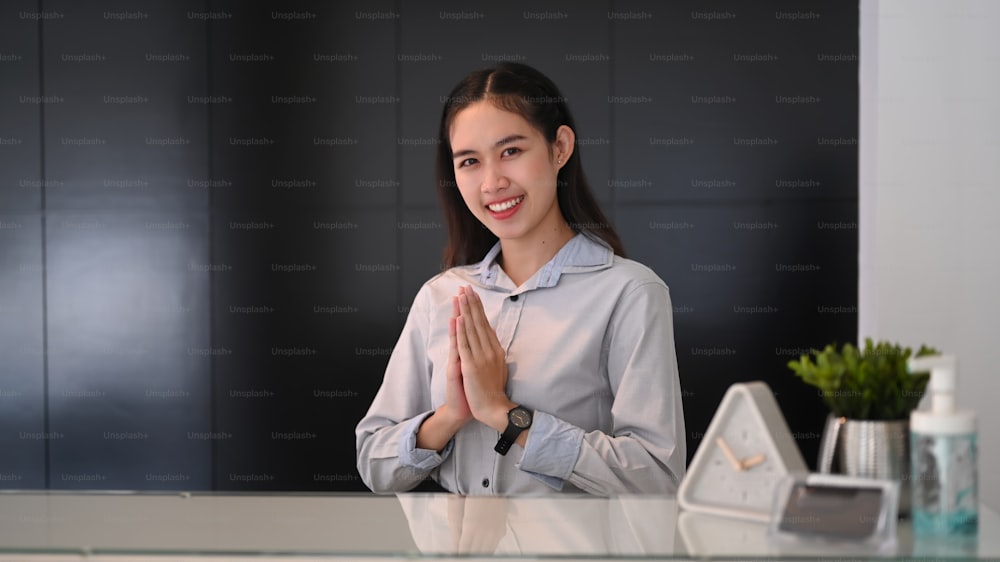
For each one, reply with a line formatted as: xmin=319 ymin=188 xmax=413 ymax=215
xmin=0 ymin=491 xmax=996 ymax=561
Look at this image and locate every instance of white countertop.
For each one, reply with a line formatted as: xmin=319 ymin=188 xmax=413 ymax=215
xmin=0 ymin=491 xmax=995 ymax=560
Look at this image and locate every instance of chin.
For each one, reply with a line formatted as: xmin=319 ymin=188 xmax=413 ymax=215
xmin=478 ymin=219 xmax=515 ymax=238
xmin=488 ymin=222 xmax=528 ymax=239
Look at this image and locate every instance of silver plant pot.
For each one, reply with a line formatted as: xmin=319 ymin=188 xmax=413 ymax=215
xmin=817 ymin=415 xmax=911 ymax=514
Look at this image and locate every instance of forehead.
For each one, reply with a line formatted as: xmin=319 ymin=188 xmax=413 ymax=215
xmin=449 ymin=101 xmax=541 ymax=148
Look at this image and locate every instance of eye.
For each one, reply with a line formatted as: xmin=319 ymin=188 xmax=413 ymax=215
xmin=502 ymin=147 xmax=521 ymax=157
xmin=457 ymin=158 xmax=478 ymax=169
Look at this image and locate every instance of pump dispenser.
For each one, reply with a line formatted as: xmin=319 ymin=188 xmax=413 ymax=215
xmin=907 ymin=355 xmax=978 ymax=536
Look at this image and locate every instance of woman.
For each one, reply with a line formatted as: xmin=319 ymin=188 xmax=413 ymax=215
xmin=355 ymin=62 xmax=685 ymax=495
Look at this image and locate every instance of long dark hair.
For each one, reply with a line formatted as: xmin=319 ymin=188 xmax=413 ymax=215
xmin=435 ymin=62 xmax=626 ymax=267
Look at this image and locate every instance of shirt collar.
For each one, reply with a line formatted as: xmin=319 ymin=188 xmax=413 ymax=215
xmin=474 ymin=233 xmax=614 ymax=290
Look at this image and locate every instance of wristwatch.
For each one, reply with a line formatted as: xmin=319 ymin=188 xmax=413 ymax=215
xmin=494 ymin=405 xmax=533 ymax=455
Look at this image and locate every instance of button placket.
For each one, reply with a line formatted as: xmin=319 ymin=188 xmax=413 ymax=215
xmin=495 ymin=292 xmax=524 ymax=353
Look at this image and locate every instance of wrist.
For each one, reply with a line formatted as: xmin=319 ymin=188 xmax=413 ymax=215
xmin=416 ymin=405 xmax=469 ymax=453
xmin=479 ymin=400 xmax=517 ymax=433
xmin=492 ymin=403 xmax=533 ymax=456
xmin=432 ymin=404 xmax=470 ymax=433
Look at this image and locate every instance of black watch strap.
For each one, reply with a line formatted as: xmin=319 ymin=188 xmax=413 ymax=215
xmin=495 ymin=406 xmax=533 ymax=455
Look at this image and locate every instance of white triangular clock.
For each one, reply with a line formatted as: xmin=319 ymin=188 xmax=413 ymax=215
xmin=678 ymin=381 xmax=808 ymax=522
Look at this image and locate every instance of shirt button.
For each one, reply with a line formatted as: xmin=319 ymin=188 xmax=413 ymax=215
xmin=481 ymin=478 xmax=490 ymax=488
xmin=510 ymin=294 xmax=519 ymax=302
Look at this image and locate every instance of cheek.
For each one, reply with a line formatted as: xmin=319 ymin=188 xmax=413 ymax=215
xmin=455 ymin=179 xmax=482 ymax=211
xmin=528 ymin=157 xmax=558 ymax=186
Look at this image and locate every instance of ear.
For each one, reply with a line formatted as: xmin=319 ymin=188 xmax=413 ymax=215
xmin=552 ymin=125 xmax=575 ymax=168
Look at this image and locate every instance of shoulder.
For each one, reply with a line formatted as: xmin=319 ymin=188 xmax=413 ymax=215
xmin=601 ymin=258 xmax=674 ymax=328
xmin=410 ymin=266 xmax=478 ymax=307
xmin=566 ymin=234 xmax=669 ymax=292
xmin=606 ymin=255 xmax=670 ymax=295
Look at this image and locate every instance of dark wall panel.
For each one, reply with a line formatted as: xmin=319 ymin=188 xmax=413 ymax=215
xmin=0 ymin=215 xmax=46 ymax=489
xmin=39 ymin=0 xmax=212 ymax=489
xmin=207 ymin=1 xmax=401 ymax=490
xmin=611 ymin=2 xmax=857 ymax=464
xmin=45 ymin=212 xmax=211 ymax=489
xmin=41 ymin=2 xmax=209 ymax=213
xmin=0 ymin=1 xmax=46 ymax=489
xmin=0 ymin=1 xmax=43 ymax=212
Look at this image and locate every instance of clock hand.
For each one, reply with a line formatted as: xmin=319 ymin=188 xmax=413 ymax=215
xmin=740 ymin=454 xmax=766 ymax=470
xmin=715 ymin=437 xmax=745 ymax=471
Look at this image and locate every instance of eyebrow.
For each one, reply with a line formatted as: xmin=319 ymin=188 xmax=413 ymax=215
xmin=452 ymin=134 xmax=528 ymax=160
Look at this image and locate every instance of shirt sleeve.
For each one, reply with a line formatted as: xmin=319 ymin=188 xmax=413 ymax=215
xmin=355 ymin=286 xmax=451 ymax=493
xmin=516 ymin=281 xmax=686 ymax=495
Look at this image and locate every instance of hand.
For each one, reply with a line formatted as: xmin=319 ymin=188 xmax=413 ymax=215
xmin=715 ymin=437 xmax=746 ymax=471
xmin=739 ymin=454 xmax=766 ymax=470
xmin=444 ymin=292 xmax=473 ymax=425
xmin=454 ymin=285 xmax=514 ymax=431
xmin=715 ymin=437 xmax=766 ymax=471
xmin=414 ymin=294 xmax=471 ymax=451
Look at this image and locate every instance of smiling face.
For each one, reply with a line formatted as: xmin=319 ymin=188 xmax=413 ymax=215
xmin=448 ymin=100 xmax=574 ymax=246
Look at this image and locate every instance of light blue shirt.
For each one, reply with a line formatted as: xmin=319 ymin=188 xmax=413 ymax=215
xmin=356 ymin=233 xmax=686 ymax=495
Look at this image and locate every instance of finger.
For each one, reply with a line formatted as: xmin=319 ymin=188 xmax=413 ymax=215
xmin=462 ymin=287 xmax=497 ymax=356
xmin=452 ymin=293 xmax=460 ymax=319
xmin=458 ymin=294 xmax=484 ymax=357
xmin=448 ymin=316 xmax=460 ymax=368
xmin=455 ymin=314 xmax=475 ymax=362
xmin=449 ymin=300 xmax=459 ymax=353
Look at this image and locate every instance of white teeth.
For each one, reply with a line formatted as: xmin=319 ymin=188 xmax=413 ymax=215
xmin=488 ymin=196 xmax=524 ymax=212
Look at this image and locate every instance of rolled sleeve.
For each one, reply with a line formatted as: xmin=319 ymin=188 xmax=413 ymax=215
xmin=517 ymin=410 xmax=585 ymax=490
xmin=398 ymin=410 xmax=454 ymax=470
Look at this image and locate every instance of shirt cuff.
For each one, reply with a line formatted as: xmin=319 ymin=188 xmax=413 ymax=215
xmin=517 ymin=410 xmax=585 ymax=490
xmin=398 ymin=411 xmax=453 ymax=470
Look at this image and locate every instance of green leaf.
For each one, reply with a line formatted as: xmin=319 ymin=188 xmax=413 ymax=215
xmin=786 ymin=339 xmax=938 ymax=420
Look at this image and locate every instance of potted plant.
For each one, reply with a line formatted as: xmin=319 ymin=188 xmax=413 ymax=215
xmin=787 ymin=338 xmax=938 ymax=420
xmin=787 ymin=338 xmax=939 ymax=513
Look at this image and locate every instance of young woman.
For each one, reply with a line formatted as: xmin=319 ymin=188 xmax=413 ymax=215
xmin=355 ymin=62 xmax=685 ymax=495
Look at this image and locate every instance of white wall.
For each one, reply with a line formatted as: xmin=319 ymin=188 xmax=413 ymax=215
xmin=860 ymin=0 xmax=1000 ymax=510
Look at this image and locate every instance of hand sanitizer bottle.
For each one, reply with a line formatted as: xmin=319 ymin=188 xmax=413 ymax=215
xmin=907 ymin=355 xmax=978 ymax=536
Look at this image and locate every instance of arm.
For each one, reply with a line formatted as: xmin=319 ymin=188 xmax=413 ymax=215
xmin=518 ymin=281 xmax=686 ymax=495
xmin=415 ymin=294 xmax=474 ymax=451
xmin=356 ymin=287 xmax=458 ymax=493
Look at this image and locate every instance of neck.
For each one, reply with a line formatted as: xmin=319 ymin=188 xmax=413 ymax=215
xmin=497 ymin=224 xmax=576 ymax=286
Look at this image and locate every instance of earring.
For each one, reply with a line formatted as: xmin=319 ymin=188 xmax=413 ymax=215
xmin=557 ymin=159 xmax=562 ymax=165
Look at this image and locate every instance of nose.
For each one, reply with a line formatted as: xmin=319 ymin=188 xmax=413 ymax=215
xmin=481 ymin=160 xmax=509 ymax=193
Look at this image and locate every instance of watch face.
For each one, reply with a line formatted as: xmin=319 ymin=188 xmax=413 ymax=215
xmin=510 ymin=407 xmax=532 ymax=429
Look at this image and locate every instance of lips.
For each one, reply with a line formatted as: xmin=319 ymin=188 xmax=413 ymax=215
xmin=486 ymin=195 xmax=524 ymax=213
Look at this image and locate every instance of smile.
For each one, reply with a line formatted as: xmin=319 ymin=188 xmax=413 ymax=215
xmin=487 ymin=196 xmax=524 ymax=212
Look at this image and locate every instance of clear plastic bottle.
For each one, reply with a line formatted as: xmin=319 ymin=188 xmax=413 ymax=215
xmin=907 ymin=355 xmax=978 ymax=537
